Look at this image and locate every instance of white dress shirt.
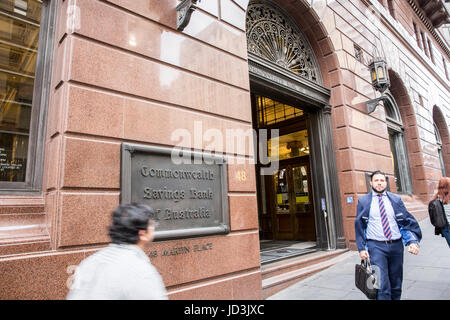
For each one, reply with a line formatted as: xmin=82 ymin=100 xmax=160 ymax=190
xmin=366 ymin=191 xmax=402 ymax=241
xmin=67 ymin=243 xmax=168 ymax=300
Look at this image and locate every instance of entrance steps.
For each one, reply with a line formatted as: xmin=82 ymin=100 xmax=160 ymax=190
xmin=262 ymin=248 xmax=350 ymax=299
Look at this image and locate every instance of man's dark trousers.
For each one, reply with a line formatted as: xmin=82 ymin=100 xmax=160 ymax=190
xmin=367 ymin=239 xmax=404 ymax=300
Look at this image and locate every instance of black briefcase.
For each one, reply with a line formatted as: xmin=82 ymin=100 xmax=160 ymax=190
xmin=355 ymin=258 xmax=378 ymax=300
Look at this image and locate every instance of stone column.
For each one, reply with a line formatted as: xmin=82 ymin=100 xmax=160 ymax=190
xmin=318 ymin=105 xmax=347 ymax=249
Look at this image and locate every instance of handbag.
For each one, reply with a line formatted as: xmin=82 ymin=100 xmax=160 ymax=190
xmin=355 ymin=258 xmax=378 ymax=300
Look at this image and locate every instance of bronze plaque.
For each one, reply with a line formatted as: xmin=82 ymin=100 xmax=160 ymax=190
xmin=121 ymin=143 xmax=229 ymax=240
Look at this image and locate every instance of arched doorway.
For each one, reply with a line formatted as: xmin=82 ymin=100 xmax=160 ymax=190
xmin=246 ymin=0 xmax=346 ymax=255
xmin=433 ymin=105 xmax=450 ymax=176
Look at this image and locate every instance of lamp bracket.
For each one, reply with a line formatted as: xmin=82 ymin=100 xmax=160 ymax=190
xmin=366 ymin=95 xmax=389 ymax=114
xmin=177 ymin=0 xmax=200 ymax=31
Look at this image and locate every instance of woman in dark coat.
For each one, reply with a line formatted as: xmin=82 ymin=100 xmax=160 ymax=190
xmin=429 ymin=177 xmax=450 ymax=247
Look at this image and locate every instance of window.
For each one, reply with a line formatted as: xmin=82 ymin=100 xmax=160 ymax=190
xmin=421 ymin=32 xmax=429 ymax=57
xmin=413 ymin=22 xmax=422 ymax=49
xmin=255 ymin=95 xmax=304 ymax=127
xmin=427 ymin=39 xmax=434 ymax=64
xmin=354 ymin=44 xmax=363 ymax=63
xmin=0 ymin=0 xmax=56 ymax=192
xmin=418 ymin=94 xmax=424 ymax=106
xmin=444 ymin=57 xmax=449 ymax=80
xmin=387 ymin=0 xmax=396 ymax=19
xmin=434 ymin=122 xmax=446 ymax=177
xmin=384 ymin=94 xmax=413 ymax=194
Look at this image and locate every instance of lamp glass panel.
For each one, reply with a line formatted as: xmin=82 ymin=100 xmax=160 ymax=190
xmin=377 ymin=66 xmax=385 ymax=79
xmin=372 ymin=68 xmax=377 ymax=81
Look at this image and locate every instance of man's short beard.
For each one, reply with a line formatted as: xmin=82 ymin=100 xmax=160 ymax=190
xmin=371 ymin=186 xmax=386 ymax=194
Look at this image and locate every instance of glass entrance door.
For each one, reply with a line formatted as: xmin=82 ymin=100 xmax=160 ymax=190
xmin=271 ymin=160 xmax=315 ymax=241
xmin=254 ymin=95 xmax=316 ymax=242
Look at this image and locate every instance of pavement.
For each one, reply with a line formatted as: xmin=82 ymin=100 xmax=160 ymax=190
xmin=267 ymin=217 xmax=450 ymax=300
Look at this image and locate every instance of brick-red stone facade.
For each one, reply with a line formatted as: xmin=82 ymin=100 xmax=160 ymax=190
xmin=0 ymin=0 xmax=448 ymax=299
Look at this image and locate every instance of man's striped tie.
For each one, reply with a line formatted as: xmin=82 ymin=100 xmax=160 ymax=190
xmin=377 ymin=194 xmax=392 ymax=239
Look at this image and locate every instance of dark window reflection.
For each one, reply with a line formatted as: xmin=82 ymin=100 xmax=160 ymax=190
xmin=389 ymin=132 xmax=402 ymax=192
xmin=0 ymin=0 xmax=41 ymax=182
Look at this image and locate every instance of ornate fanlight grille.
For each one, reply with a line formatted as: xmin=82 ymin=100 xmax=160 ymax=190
xmin=246 ymin=0 xmax=320 ymax=83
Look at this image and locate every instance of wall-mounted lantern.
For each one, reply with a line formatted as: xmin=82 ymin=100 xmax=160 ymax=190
xmin=366 ymin=48 xmax=391 ymax=114
xmin=177 ymin=0 xmax=200 ymax=31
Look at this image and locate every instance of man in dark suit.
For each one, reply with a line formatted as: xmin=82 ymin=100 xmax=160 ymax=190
xmin=354 ymin=170 xmax=422 ymax=300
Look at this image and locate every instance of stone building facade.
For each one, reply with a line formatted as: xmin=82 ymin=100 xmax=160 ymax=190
xmin=0 ymin=0 xmax=448 ymax=299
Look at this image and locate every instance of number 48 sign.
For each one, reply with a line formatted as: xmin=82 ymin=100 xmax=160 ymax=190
xmin=236 ymin=170 xmax=247 ymax=182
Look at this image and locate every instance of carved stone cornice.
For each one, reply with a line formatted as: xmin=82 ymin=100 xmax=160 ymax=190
xmin=417 ymin=0 xmax=449 ymax=27
xmin=407 ymin=0 xmax=450 ymax=57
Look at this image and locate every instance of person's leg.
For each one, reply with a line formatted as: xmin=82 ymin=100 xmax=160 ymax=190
xmin=440 ymin=225 xmax=450 ymax=247
xmin=367 ymin=241 xmax=390 ymax=300
xmin=388 ymin=241 xmax=404 ymax=300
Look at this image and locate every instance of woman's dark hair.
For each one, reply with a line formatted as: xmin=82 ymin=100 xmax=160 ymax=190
xmin=370 ymin=170 xmax=386 ymax=181
xmin=108 ymin=203 xmax=155 ymax=244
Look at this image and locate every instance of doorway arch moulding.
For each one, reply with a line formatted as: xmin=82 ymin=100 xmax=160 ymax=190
xmin=245 ymin=0 xmax=342 ymax=103
xmin=245 ymin=0 xmax=347 ymax=250
xmin=387 ymin=69 xmax=431 ymax=200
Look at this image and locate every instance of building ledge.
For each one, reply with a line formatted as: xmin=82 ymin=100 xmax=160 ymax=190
xmin=0 ymin=195 xmax=50 ymax=256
